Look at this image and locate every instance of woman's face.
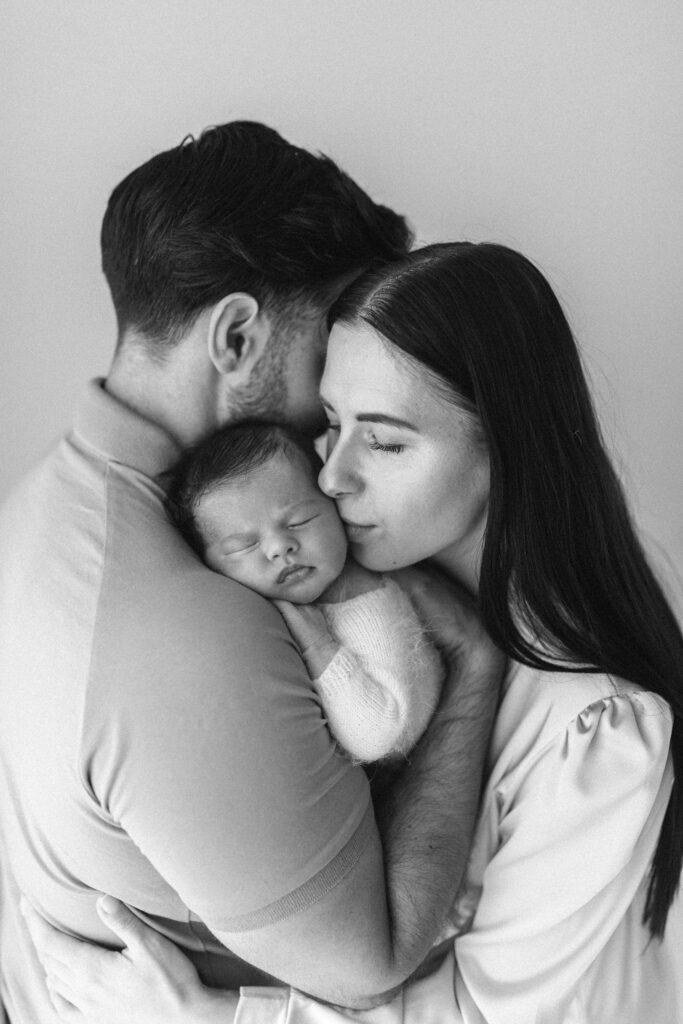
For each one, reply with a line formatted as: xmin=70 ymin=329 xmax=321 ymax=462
xmin=319 ymin=322 xmax=490 ymax=589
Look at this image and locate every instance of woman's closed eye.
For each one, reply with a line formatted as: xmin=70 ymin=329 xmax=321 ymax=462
xmin=324 ymin=417 xmax=404 ymax=452
xmin=368 ymin=434 xmax=404 ymax=454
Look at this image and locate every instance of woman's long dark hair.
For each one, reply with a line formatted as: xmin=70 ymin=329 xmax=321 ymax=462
xmin=330 ymin=242 xmax=683 ymax=938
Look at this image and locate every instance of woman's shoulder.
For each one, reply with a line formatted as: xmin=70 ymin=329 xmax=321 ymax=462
xmin=503 ymin=660 xmax=671 ymax=714
xmin=491 ymin=661 xmax=672 ymax=774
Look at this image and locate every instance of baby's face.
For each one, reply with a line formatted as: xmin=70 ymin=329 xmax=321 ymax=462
xmin=197 ymin=452 xmax=348 ymax=603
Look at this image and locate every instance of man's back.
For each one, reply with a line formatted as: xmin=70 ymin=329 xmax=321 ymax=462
xmin=0 ymin=381 xmax=370 ymax=1021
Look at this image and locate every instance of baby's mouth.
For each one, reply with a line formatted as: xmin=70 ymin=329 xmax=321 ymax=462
xmin=277 ymin=564 xmax=313 ymax=585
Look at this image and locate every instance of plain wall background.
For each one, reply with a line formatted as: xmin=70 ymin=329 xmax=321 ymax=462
xmin=2 ymin=1 xmax=682 ymax=570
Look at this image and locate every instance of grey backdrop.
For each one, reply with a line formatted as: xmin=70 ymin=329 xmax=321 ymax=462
xmin=2 ymin=0 xmax=681 ymax=573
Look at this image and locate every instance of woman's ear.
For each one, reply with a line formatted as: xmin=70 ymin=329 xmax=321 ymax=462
xmin=207 ymin=293 xmax=269 ymax=380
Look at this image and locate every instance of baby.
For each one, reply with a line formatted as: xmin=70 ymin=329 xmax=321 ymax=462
xmin=165 ymin=421 xmax=443 ymax=763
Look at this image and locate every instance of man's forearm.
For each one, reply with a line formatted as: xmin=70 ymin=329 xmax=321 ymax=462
xmin=372 ymin=642 xmax=502 ymax=975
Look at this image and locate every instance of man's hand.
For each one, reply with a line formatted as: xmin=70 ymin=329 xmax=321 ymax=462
xmin=21 ymin=896 xmax=236 ymax=1024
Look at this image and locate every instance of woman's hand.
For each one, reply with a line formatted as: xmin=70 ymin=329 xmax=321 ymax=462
xmin=21 ymin=896 xmax=237 ymax=1024
xmin=274 ymin=600 xmax=340 ymax=677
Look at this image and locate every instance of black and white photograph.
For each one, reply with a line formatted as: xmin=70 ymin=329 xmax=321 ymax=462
xmin=1 ymin=3 xmax=682 ymax=1021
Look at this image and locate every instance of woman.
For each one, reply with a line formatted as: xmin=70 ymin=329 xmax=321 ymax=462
xmin=26 ymin=243 xmax=683 ymax=1022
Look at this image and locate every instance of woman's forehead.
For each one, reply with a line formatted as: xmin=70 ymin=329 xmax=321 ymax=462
xmin=322 ymin=323 xmax=416 ymax=403
xmin=322 ymin=320 xmax=461 ymax=419
xmin=321 ymin=321 xmax=481 ymax=444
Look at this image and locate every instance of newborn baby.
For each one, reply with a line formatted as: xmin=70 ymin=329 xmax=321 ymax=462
xmin=165 ymin=421 xmax=443 ymax=762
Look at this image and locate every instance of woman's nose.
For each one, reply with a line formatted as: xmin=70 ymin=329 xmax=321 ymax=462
xmin=263 ymin=532 xmax=299 ymax=562
xmin=318 ymin=443 xmax=359 ymax=498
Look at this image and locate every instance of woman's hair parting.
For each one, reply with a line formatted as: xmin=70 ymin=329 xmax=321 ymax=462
xmin=331 ymin=241 xmax=683 ymax=938
xmin=165 ymin=421 xmax=321 ymax=556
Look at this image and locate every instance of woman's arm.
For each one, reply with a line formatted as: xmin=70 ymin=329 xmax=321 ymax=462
xmin=449 ymin=689 xmax=673 ymax=1022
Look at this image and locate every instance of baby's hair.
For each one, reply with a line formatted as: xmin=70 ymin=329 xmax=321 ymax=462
xmin=165 ymin=421 xmax=322 ymax=556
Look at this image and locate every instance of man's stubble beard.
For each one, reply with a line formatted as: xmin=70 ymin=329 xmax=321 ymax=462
xmin=227 ymin=314 xmax=326 ymax=437
xmin=228 ymin=328 xmax=289 ymax=425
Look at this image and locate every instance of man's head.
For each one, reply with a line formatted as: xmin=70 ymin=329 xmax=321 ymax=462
xmin=166 ymin=422 xmax=348 ymax=603
xmin=102 ymin=122 xmax=412 ymax=434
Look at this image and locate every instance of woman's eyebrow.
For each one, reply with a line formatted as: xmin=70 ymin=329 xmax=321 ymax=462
xmin=357 ymin=413 xmax=419 ymax=431
xmin=320 ymin=396 xmax=418 ymax=431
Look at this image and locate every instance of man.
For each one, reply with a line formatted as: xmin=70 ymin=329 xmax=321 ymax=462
xmin=0 ymin=122 xmax=501 ymax=1022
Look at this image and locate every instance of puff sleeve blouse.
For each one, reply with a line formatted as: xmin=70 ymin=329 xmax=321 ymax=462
xmin=235 ymin=662 xmax=678 ymax=1024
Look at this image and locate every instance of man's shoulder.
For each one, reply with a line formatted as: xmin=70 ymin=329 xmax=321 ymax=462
xmin=1 ymin=428 xmax=306 ymax=713
xmin=95 ymin=487 xmax=294 ymax=689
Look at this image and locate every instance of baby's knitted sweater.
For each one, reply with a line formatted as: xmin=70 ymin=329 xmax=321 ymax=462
xmin=315 ymin=577 xmax=444 ymax=762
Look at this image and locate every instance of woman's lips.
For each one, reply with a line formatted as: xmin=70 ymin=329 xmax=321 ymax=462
xmin=341 ymin=519 xmax=376 ymax=541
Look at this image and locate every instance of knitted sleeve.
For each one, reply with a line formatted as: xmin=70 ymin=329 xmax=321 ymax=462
xmin=315 ymin=579 xmax=444 ymax=762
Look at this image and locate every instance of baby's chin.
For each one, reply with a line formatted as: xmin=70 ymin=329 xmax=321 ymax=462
xmin=278 ymin=585 xmax=327 ymax=605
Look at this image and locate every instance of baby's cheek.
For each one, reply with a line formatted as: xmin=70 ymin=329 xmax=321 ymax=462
xmin=229 ymin=565 xmax=261 ymax=591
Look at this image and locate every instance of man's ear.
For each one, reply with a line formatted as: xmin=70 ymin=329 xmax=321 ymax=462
xmin=207 ymin=293 xmax=269 ymax=379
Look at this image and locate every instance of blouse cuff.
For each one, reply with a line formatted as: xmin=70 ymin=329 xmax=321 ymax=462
xmin=236 ymin=987 xmax=291 ymax=1023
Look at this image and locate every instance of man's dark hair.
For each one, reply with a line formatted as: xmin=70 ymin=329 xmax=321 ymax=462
xmin=165 ymin=421 xmax=321 ymax=556
xmin=101 ymin=121 xmax=412 ymax=347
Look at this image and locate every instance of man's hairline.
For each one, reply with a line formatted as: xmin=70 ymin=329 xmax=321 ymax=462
xmin=113 ymin=276 xmax=358 ymax=362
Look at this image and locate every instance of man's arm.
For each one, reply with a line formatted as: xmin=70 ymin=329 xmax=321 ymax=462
xmin=84 ymin=565 xmax=502 ymax=1011
xmin=26 ymin=570 xmax=502 ymax=1022
xmin=211 ymin=569 xmax=503 ymax=1006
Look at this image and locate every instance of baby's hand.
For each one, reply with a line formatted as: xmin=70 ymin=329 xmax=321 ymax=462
xmin=274 ymin=600 xmax=340 ymax=678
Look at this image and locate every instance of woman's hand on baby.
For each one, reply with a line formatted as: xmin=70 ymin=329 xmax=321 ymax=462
xmin=21 ymin=896 xmax=236 ymax=1024
xmin=274 ymin=600 xmax=340 ymax=677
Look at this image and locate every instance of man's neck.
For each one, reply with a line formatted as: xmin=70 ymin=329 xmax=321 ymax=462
xmin=105 ymin=338 xmax=217 ymax=448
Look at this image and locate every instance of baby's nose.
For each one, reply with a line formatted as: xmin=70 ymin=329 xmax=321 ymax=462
xmin=264 ymin=532 xmax=299 ymax=561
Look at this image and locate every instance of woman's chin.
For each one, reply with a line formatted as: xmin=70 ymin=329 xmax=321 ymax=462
xmin=350 ymin=542 xmax=415 ymax=573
